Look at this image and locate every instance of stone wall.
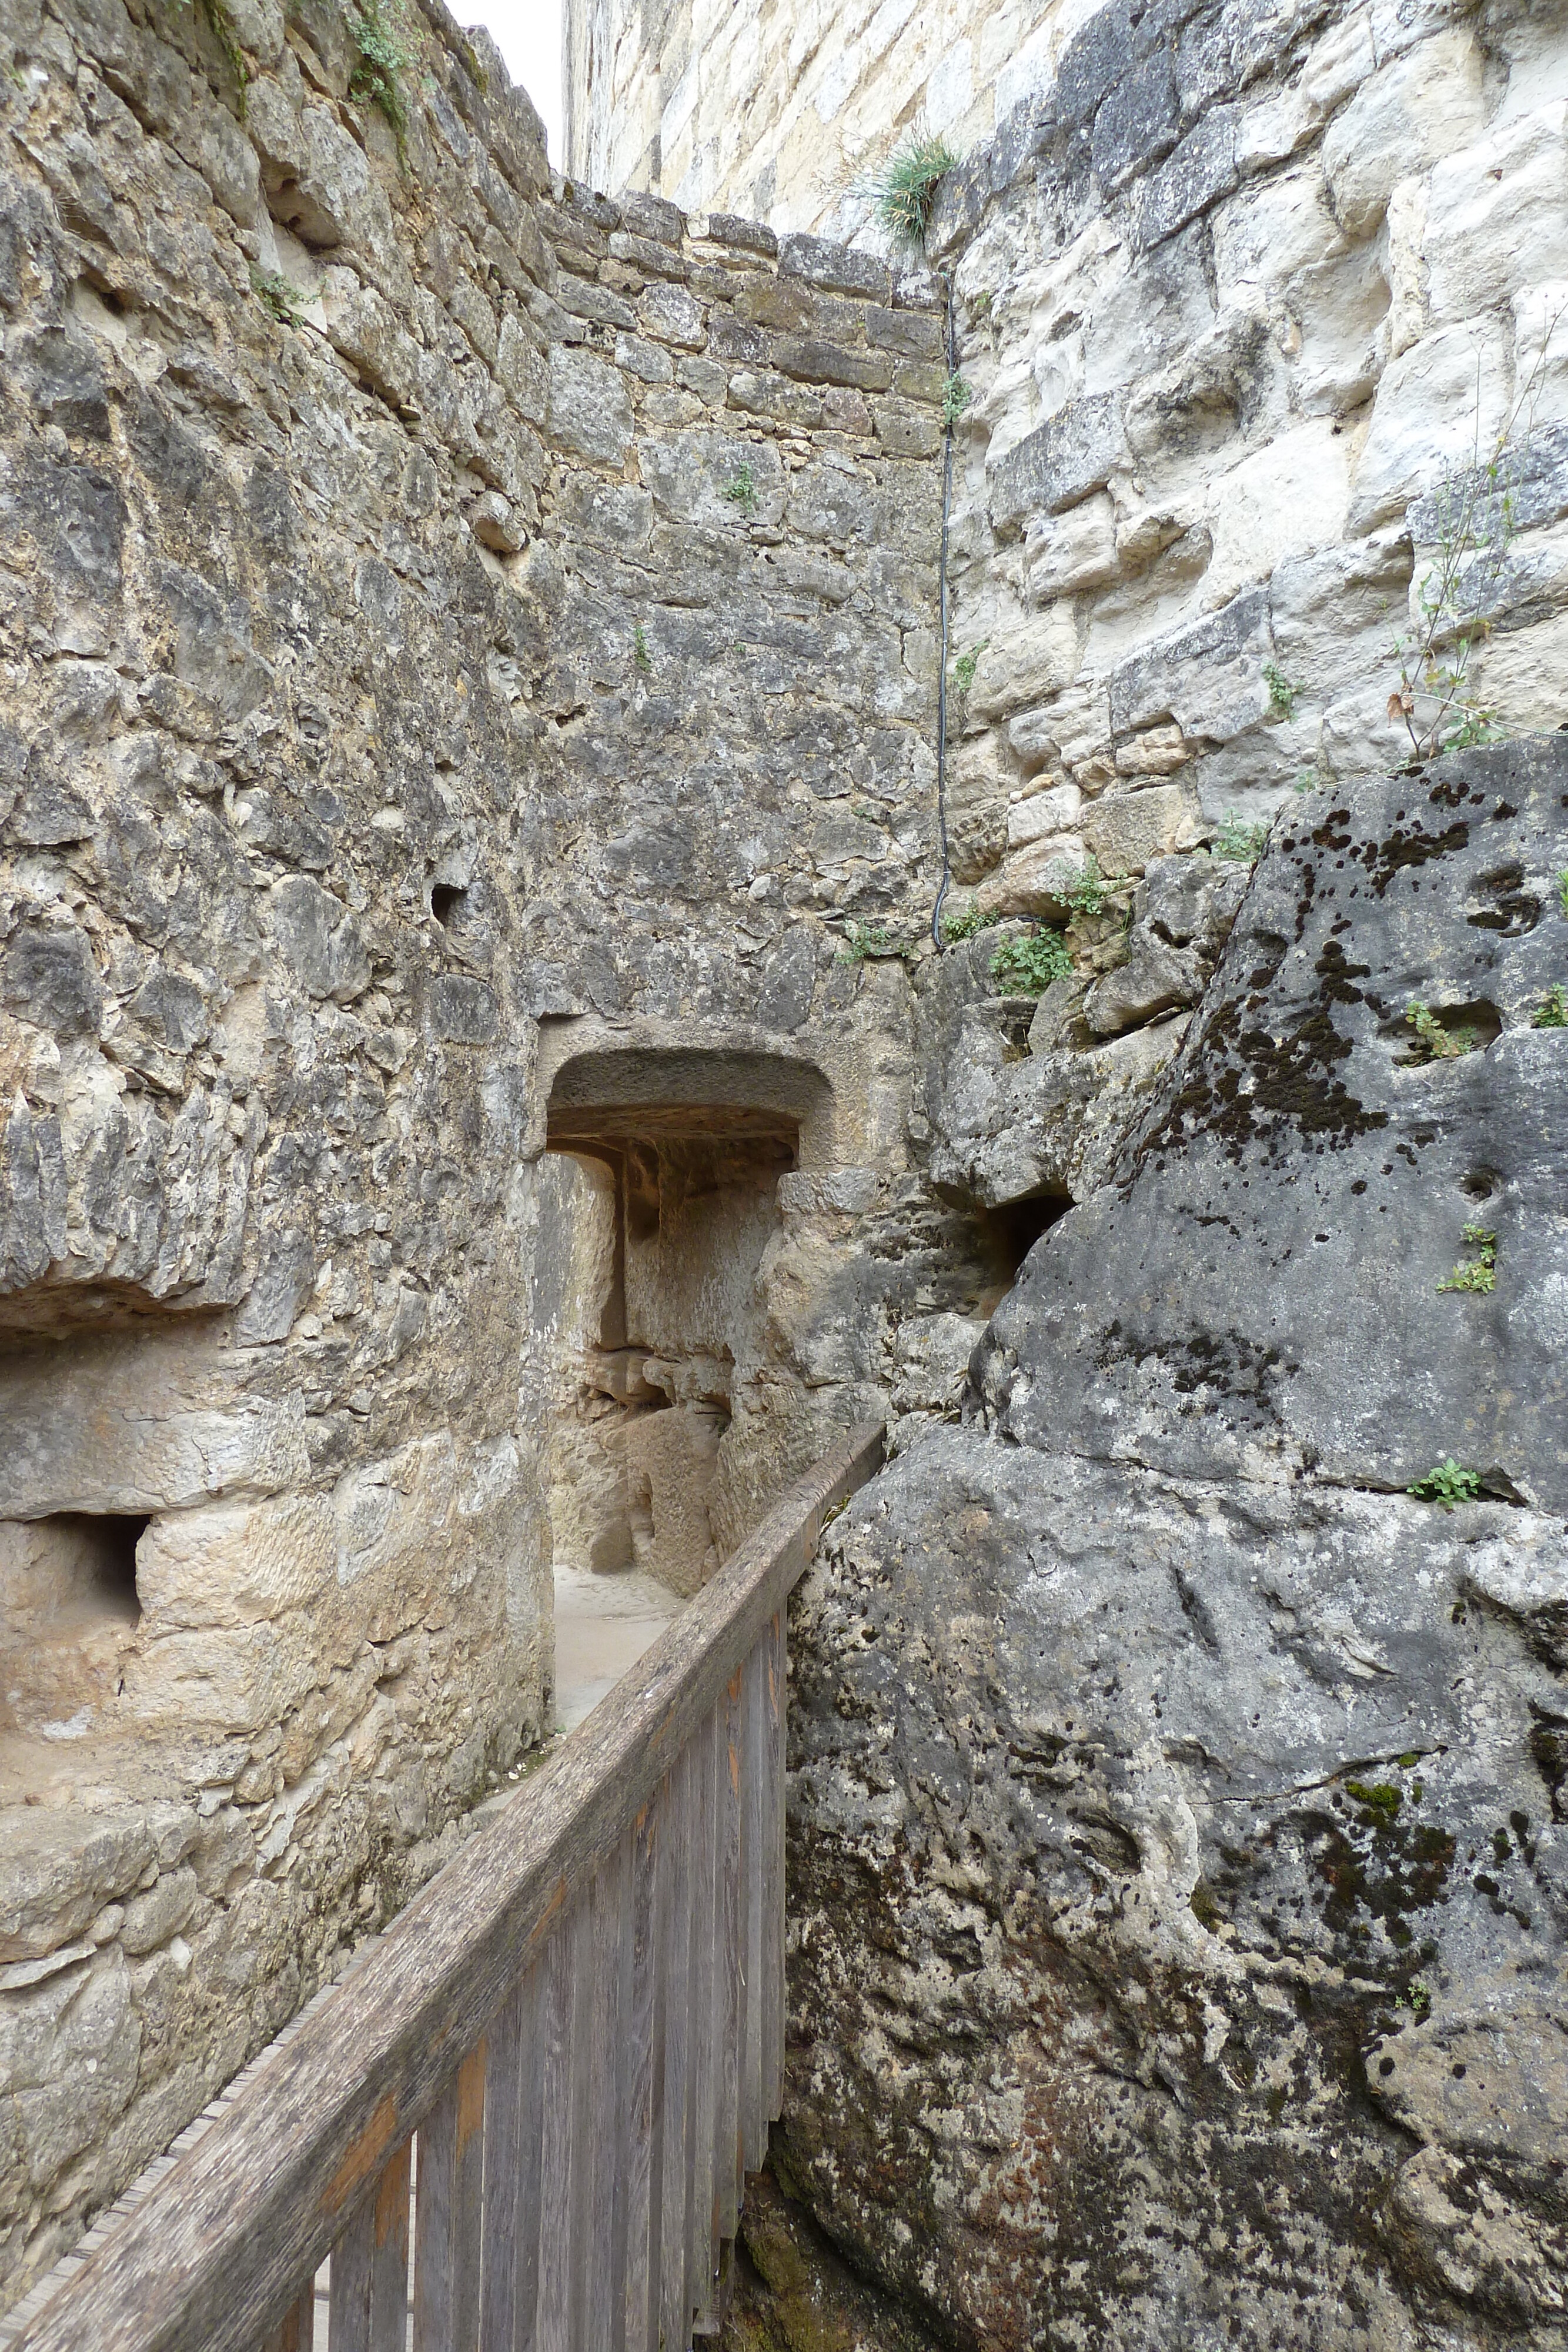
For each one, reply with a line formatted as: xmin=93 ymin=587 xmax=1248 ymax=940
xmin=0 ymin=0 xmax=977 ymax=2306
xmin=561 ymin=0 xmax=1068 ymax=238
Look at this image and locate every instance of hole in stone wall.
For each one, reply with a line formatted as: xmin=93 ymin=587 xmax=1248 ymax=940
xmin=430 ymin=883 xmax=465 ymax=927
xmin=29 ymin=1514 xmax=148 ymax=1628
xmin=974 ymin=1191 xmax=1072 ymax=1311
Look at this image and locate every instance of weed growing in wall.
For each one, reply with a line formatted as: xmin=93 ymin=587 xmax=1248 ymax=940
xmin=1405 ymin=1001 xmax=1478 ymax=1061
xmin=1214 ymin=814 xmax=1269 ymax=863
xmin=1532 ymin=984 xmax=1568 ymax=1028
xmin=349 ymin=0 xmax=413 ymax=166
xmin=1407 ymin=1458 xmax=1483 ymax=1509
xmin=1388 ymin=318 xmax=1563 ymax=761
xmin=941 ymin=373 xmax=974 ymax=427
xmin=952 ymin=640 xmax=988 ymax=699
xmin=1061 ymin=857 xmax=1109 ymax=917
xmin=942 ymin=904 xmax=998 ymax=943
xmin=864 ymin=133 xmax=958 ymax=252
xmin=1437 ymin=1224 xmax=1497 ymax=1294
xmin=839 ymin=920 xmax=914 ymax=963
xmin=172 ymin=0 xmax=248 ymax=106
xmin=632 ymin=624 xmax=653 ymax=675
xmin=989 ymin=927 xmax=1073 ymax=994
xmin=249 ymin=265 xmax=304 ymax=326
xmin=1263 ymin=663 xmax=1303 ymax=720
xmin=721 ymin=462 xmax=759 ymax=516
xmin=1557 ymin=868 xmax=1568 ymax=918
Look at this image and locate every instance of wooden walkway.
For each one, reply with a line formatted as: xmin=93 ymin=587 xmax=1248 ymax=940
xmin=0 ymin=1424 xmax=883 ymax=2352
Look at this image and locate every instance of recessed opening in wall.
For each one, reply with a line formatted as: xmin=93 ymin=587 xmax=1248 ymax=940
xmin=975 ymin=1191 xmax=1073 ymax=1310
xmin=430 ymin=883 xmax=465 ymax=927
xmin=29 ymin=1514 xmax=148 ymax=1628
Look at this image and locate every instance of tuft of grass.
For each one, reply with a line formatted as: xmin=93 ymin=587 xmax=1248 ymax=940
xmin=865 ymin=133 xmax=958 ymax=253
xmin=1437 ymin=1222 xmax=1496 ymax=1294
xmin=720 ymin=460 xmax=759 ymax=516
xmin=941 ymin=372 xmax=973 ymax=427
xmin=1061 ymin=856 xmax=1109 ymax=918
xmin=839 ymin=919 xmax=914 ymax=963
xmin=1405 ymin=1001 xmax=1478 ymax=1061
xmin=1558 ymin=868 xmax=1568 ymax=918
xmin=633 ymin=623 xmax=653 ymax=674
xmin=1263 ymin=662 xmax=1303 ymax=720
xmin=989 ymin=927 xmax=1073 ymax=994
xmin=249 ymin=264 xmax=304 ymax=326
xmin=1407 ymin=1457 xmax=1483 ymax=1510
xmin=1532 ymin=983 xmax=1568 ymax=1028
xmin=1213 ymin=812 xmax=1270 ymax=863
xmin=349 ymin=0 xmax=413 ymax=168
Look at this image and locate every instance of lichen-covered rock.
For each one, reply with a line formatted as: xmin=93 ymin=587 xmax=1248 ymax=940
xmin=779 ymin=738 xmax=1568 ymax=2351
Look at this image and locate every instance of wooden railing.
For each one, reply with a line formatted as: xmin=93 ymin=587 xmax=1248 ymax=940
xmin=4 ymin=1422 xmax=884 ymax=2352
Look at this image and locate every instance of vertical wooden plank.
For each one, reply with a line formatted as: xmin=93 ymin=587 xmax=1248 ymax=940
xmin=687 ymin=1708 xmax=720 ymax=2333
xmin=413 ymin=2043 xmax=487 ymax=2352
xmin=564 ymin=1896 xmax=595 ymax=2352
xmin=656 ymin=1743 xmax=693 ymax=2352
xmin=536 ymin=1913 xmax=579 ymax=2352
xmin=621 ymin=1795 xmax=660 ymax=2352
xmin=713 ymin=1665 xmax=744 ymax=2246
xmin=740 ymin=1636 xmax=768 ymax=2179
xmin=509 ymin=1962 xmax=544 ymax=2352
xmin=368 ymin=2138 xmax=412 ymax=2352
xmin=583 ymin=1834 xmax=629 ymax=2352
xmin=761 ymin=1609 xmax=786 ymax=2122
xmin=327 ymin=2200 xmax=373 ymax=2352
xmin=480 ymin=1982 xmax=524 ymax=2352
xmin=261 ymin=2281 xmax=315 ymax=2352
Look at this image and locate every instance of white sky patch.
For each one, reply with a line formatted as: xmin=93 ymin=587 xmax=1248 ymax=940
xmin=466 ymin=0 xmax=563 ymax=162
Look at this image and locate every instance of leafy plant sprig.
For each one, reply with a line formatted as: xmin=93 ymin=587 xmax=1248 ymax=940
xmin=1532 ymin=983 xmax=1568 ymax=1028
xmin=721 ymin=461 xmax=759 ymax=516
xmin=840 ymin=918 xmax=915 ymax=963
xmin=1061 ymin=856 xmax=1108 ymax=918
xmin=942 ymin=904 xmax=999 ymax=943
xmin=952 ymin=639 xmax=988 ymax=699
xmin=633 ymin=623 xmax=653 ymax=675
xmin=349 ymin=0 xmax=413 ymax=168
xmin=1263 ymin=662 xmax=1303 ymax=720
xmin=249 ymin=265 xmax=304 ymax=326
xmin=1437 ymin=1223 xmax=1496 ymax=1294
xmin=1405 ymin=1001 xmax=1479 ymax=1061
xmin=989 ymin=926 xmax=1072 ymax=994
xmin=1214 ymin=813 xmax=1269 ymax=863
xmin=941 ymin=372 xmax=973 ymax=427
xmin=1407 ymin=1458 xmax=1483 ymax=1510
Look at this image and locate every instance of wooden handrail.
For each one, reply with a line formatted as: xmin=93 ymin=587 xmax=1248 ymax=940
xmin=8 ymin=1421 xmax=884 ymax=2352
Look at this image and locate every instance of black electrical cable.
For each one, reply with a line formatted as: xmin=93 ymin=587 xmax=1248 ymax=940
xmin=930 ymin=270 xmax=958 ymax=950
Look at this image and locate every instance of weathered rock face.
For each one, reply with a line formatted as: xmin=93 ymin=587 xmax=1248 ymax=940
xmin=779 ymin=739 xmax=1568 ymax=2350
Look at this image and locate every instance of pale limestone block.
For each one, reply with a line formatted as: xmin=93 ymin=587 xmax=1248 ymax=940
xmin=965 ymin=611 xmax=1082 ymax=724
xmin=1025 ymin=493 xmax=1118 ymax=601
xmin=1007 ymin=780 xmax=1084 ymax=847
xmin=1300 ymin=6 xmax=1376 ymax=116
xmin=1349 ymin=319 xmax=1510 ymax=532
xmin=1320 ymin=30 xmax=1487 ymax=238
xmin=1424 ymin=106 xmax=1568 ymax=330
xmin=1287 ymin=243 xmax=1391 ymax=416
xmin=0 ymin=1947 xmax=139 ymax=2190
xmin=1470 ymin=606 xmax=1568 ymax=734
xmin=547 ymin=345 xmax=636 ymax=465
xmin=135 ymin=1494 xmax=333 ymax=1633
xmin=1234 ymin=83 xmax=1316 ymax=180
xmin=1319 ymin=683 xmax=1417 ymax=780
xmin=1008 ymin=681 xmax=1113 ymax=773
xmin=1385 ymin=176 xmax=1430 ymax=357
xmin=1270 ymin=528 xmax=1413 ymax=695
xmin=1514 ymin=280 xmax=1568 ymax=426
xmin=1082 ymin=784 xmax=1201 ymax=877
xmin=1212 ymin=164 xmax=1346 ymax=309
xmin=1205 ymin=420 xmax=1353 ymax=605
xmin=974 ymin=836 xmax=1091 ymax=918
xmin=1115 ymin=724 xmax=1188 ymax=777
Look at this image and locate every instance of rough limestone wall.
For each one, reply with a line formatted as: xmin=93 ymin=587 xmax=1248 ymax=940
xmin=0 ymin=0 xmax=968 ymax=2310
xmin=748 ymin=0 xmax=1568 ymax=2340
xmin=561 ymin=0 xmax=1071 ymax=239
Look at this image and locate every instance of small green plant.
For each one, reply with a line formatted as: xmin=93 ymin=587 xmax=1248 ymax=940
xmin=942 ymin=904 xmax=998 ymax=943
xmin=1405 ymin=1001 xmax=1478 ymax=1061
xmin=989 ymin=927 xmax=1073 ymax=994
xmin=632 ymin=623 xmax=653 ymax=674
xmin=1388 ymin=315 xmax=1562 ymax=762
xmin=1438 ymin=1224 xmax=1497 ymax=1294
xmin=1213 ymin=813 xmax=1269 ymax=863
xmin=1263 ymin=662 xmax=1303 ymax=720
xmin=1557 ymin=869 xmax=1568 ymax=918
xmin=1345 ymin=1779 xmax=1402 ymax=1822
xmin=721 ymin=461 xmax=759 ymax=516
xmin=863 ymin=132 xmax=958 ymax=253
xmin=249 ymin=264 xmax=304 ymax=326
xmin=969 ymin=288 xmax=993 ymax=322
xmin=1061 ymin=856 xmax=1108 ymax=918
xmin=172 ymin=0 xmax=249 ymax=105
xmin=839 ymin=919 xmax=912 ymax=963
xmin=349 ymin=0 xmax=413 ymax=166
xmin=941 ymin=372 xmax=973 ymax=427
xmin=1396 ymin=1976 xmax=1433 ymax=2017
xmin=952 ymin=639 xmax=988 ymax=699
xmin=1407 ymin=1457 xmax=1483 ymax=1510
xmin=1532 ymin=984 xmax=1568 ymax=1028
